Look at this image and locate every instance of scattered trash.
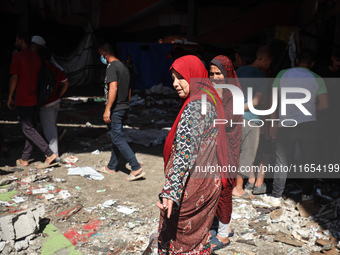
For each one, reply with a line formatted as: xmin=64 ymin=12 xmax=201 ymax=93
xmin=32 ymin=188 xmax=49 ymax=194
xmin=102 ymin=200 xmax=117 ymax=208
xmin=231 ymin=212 xmax=242 ymax=219
xmin=11 ymin=196 xmax=27 ymax=203
xmin=67 ymin=167 xmax=104 ymax=180
xmin=0 ymin=201 xmax=11 ymax=206
xmin=58 ymin=190 xmax=71 ymax=199
xmin=0 ymin=176 xmax=18 ymax=186
xmin=44 ymin=194 xmax=55 ymax=200
xmin=64 ymin=156 xmax=79 ymax=163
xmin=252 ymin=200 xmax=272 ymax=208
xmin=96 ymin=189 xmax=106 ymax=193
xmin=61 ymin=204 xmax=83 ymax=221
xmin=91 ymin=150 xmax=100 ymax=155
xmin=54 ymin=178 xmax=66 ymax=183
xmin=116 ymin=205 xmax=135 ymax=215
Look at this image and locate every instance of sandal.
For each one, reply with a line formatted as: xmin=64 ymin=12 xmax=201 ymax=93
xmin=210 ymin=236 xmax=230 ymax=251
xmin=125 ymin=169 xmax=145 ymax=181
xmin=232 ymin=191 xmax=250 ymax=200
xmin=16 ymin=159 xmax=33 ymax=167
xmin=36 ymin=162 xmax=60 ymax=169
xmin=96 ymin=166 xmax=116 ymax=174
xmin=125 ymin=162 xmax=143 ymax=171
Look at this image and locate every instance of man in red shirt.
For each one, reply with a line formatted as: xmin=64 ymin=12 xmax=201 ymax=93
xmin=7 ymin=32 xmax=57 ymax=167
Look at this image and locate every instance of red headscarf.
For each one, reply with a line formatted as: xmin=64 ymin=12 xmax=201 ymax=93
xmin=163 ymin=55 xmax=230 ymax=188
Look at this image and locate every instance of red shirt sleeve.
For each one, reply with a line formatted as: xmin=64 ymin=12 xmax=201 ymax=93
xmin=9 ymin=53 xmax=20 ymax=75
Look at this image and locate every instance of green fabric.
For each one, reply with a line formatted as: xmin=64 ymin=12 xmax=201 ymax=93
xmin=273 ymin=67 xmax=327 ymax=95
xmin=41 ymin=224 xmax=82 ymax=255
xmin=0 ymin=185 xmax=16 ymax=202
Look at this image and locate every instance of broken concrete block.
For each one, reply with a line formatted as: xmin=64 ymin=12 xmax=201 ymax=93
xmin=0 ymin=204 xmax=44 ymax=241
xmin=14 ymin=239 xmax=28 ymax=251
xmin=25 ymin=233 xmax=35 ymax=243
xmin=31 ymin=204 xmax=45 ymax=226
xmin=13 ymin=211 xmax=37 ymax=240
xmin=0 ymin=216 xmax=15 ymax=241
xmin=0 ymin=241 xmax=6 ymax=252
xmin=1 ymin=240 xmax=14 ymax=255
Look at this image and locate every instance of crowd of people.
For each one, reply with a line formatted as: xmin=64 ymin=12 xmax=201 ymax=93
xmin=2 ymin=31 xmax=340 ymax=253
xmin=156 ymin=46 xmax=339 ymax=253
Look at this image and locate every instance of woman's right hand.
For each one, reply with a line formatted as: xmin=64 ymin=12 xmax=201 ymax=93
xmin=156 ymin=197 xmax=173 ymax=218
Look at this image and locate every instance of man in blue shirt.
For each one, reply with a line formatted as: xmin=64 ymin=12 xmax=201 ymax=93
xmin=232 ymin=45 xmax=273 ymax=198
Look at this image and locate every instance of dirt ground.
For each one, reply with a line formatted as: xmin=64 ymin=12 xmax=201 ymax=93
xmin=0 ymin=89 xmax=175 ymax=254
xmin=0 ymin=88 xmax=339 ymax=254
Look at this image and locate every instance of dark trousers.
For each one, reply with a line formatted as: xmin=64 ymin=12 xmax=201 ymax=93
xmin=16 ymin=105 xmax=53 ymax=161
xmin=272 ymin=122 xmax=317 ymax=198
xmin=106 ymin=109 xmax=140 ymax=171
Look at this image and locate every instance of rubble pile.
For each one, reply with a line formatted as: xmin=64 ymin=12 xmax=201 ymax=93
xmin=0 ymin=93 xmax=339 ymax=254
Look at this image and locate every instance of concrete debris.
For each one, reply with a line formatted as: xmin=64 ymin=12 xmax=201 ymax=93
xmin=297 ymin=200 xmax=320 ymax=217
xmin=0 ymin=177 xmax=17 ymax=186
xmin=0 ymin=205 xmax=44 ymax=252
xmin=270 ymin=208 xmax=284 ymax=221
xmin=274 ymin=231 xmax=305 ymax=247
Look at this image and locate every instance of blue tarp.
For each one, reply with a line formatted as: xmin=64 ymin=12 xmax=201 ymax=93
xmin=118 ymin=42 xmax=174 ymax=90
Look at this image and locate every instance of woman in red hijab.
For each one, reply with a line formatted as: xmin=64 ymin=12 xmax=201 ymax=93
xmin=209 ymin=55 xmax=242 ymax=251
xmin=156 ymin=55 xmax=230 ymax=254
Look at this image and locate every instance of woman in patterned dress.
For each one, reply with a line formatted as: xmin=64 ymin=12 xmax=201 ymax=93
xmin=209 ymin=55 xmax=242 ymax=251
xmin=156 ymin=55 xmax=230 ymax=254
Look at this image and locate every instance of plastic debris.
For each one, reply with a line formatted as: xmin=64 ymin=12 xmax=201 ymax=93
xmin=116 ymin=205 xmax=135 ymax=215
xmin=67 ymin=167 xmax=104 ymax=180
xmin=91 ymin=150 xmax=100 ymax=155
xmin=64 ymin=156 xmax=79 ymax=163
xmin=102 ymin=200 xmax=117 ymax=208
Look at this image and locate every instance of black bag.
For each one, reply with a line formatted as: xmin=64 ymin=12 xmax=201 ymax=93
xmin=37 ymin=57 xmax=56 ymax=104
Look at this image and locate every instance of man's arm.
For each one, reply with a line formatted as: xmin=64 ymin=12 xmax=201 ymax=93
xmin=103 ymin=81 xmax=118 ymax=123
xmin=316 ymin=93 xmax=329 ymax=111
xmin=7 ymin=74 xmax=18 ymax=109
xmin=58 ymin=80 xmax=70 ymax=98
xmin=244 ymin=92 xmax=263 ymax=111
